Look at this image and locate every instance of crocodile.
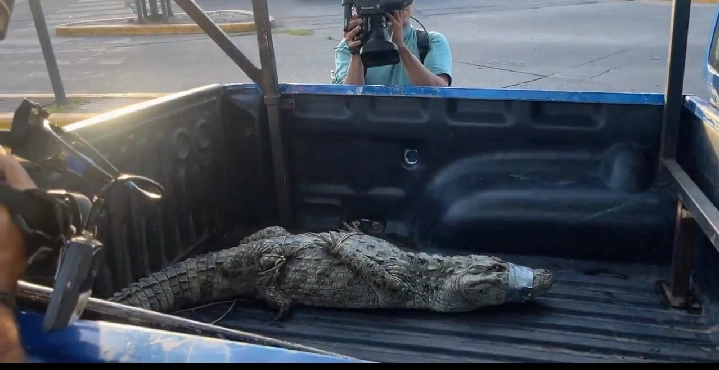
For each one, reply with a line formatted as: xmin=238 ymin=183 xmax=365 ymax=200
xmin=109 ymin=226 xmax=555 ymax=319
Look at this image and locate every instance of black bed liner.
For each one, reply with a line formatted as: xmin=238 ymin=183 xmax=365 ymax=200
xmin=180 ymin=255 xmax=718 ymax=363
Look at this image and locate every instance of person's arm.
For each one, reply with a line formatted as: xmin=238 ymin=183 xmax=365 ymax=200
xmin=399 ymin=32 xmax=453 ymax=87
xmin=333 ymin=43 xmax=365 ymax=85
xmin=0 ymin=297 xmax=24 ymax=363
xmin=0 ymin=149 xmax=36 ymax=363
xmin=0 ymin=206 xmax=27 ymax=363
xmin=333 ymin=16 xmax=365 ymax=85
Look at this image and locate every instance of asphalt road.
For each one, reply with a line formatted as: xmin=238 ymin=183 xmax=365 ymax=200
xmin=0 ymin=0 xmax=716 ymax=100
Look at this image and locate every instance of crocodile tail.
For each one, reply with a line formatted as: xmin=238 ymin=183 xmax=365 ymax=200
xmin=108 ymin=249 xmax=234 ymax=313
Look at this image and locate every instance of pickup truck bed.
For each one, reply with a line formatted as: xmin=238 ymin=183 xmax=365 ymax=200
xmin=180 ymin=254 xmax=714 ymax=363
xmin=55 ymin=85 xmax=719 ymax=363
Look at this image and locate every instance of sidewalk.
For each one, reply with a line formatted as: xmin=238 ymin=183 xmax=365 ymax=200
xmin=55 ymin=9 xmax=264 ymax=37
xmin=0 ymin=95 xmax=161 ymax=128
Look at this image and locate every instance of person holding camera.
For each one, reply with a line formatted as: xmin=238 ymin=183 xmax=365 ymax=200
xmin=0 ymin=148 xmax=35 ymax=363
xmin=332 ymin=0 xmax=452 ymax=87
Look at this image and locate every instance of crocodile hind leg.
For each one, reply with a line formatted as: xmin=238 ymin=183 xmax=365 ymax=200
xmin=240 ymin=226 xmax=291 ymax=244
xmin=255 ymin=250 xmax=294 ymax=320
xmin=313 ymin=232 xmax=416 ymax=300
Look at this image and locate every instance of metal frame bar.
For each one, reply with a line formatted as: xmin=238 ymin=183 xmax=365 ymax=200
xmin=660 ymin=159 xmax=719 ymax=308
xmin=28 ymin=0 xmax=66 ymax=105
xmin=659 ymin=0 xmax=692 ymax=161
xmin=657 ymin=0 xmax=705 ymax=309
xmin=251 ymin=0 xmax=292 ymax=228
xmin=172 ymin=0 xmax=292 ymax=227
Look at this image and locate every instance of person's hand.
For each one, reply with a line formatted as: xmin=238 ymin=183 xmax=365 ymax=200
xmin=343 ymin=14 xmax=363 ymax=52
xmin=386 ymin=10 xmax=408 ymax=46
xmin=0 ymin=147 xmax=37 ymax=291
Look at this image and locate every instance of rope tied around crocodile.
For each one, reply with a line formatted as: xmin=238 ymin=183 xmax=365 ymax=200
xmin=309 ymin=226 xmax=434 ymax=307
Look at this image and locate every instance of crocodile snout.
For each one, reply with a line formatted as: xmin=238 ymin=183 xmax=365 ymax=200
xmin=529 ymin=268 xmax=555 ymax=299
xmin=505 ymin=264 xmax=555 ymax=303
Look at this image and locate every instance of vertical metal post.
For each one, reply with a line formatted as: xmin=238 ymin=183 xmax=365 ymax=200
xmin=659 ymin=0 xmax=692 ymax=162
xmin=148 ymin=0 xmax=159 ymax=21
xmin=657 ymin=0 xmax=697 ymax=311
xmin=660 ymin=200 xmax=697 ymax=307
xmin=166 ymin=0 xmax=173 ymax=17
xmin=135 ymin=0 xmax=144 ymax=23
xmin=140 ymin=0 xmax=148 ymax=19
xmin=160 ymin=0 xmax=169 ymax=21
xmin=251 ymin=0 xmax=292 ymax=228
xmin=28 ymin=0 xmax=67 ymax=105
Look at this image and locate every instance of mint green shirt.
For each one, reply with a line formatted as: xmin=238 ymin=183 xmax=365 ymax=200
xmin=332 ymin=25 xmax=453 ymax=86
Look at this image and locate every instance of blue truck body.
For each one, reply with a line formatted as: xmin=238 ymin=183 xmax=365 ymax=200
xmin=17 ymin=311 xmax=361 ymax=363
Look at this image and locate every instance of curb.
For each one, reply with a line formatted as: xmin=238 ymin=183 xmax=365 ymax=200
xmin=55 ymin=10 xmax=275 ymax=37
xmin=0 ymin=113 xmax=97 ymax=129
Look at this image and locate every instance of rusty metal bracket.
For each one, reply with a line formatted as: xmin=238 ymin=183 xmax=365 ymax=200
xmin=658 ymin=199 xmax=699 ymax=309
xmin=280 ymin=99 xmax=295 ymax=110
xmin=658 ymin=158 xmax=719 ymax=311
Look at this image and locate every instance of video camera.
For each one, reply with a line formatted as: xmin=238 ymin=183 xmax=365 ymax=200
xmin=0 ymin=99 xmax=165 ymax=332
xmin=342 ymin=0 xmax=413 ymax=68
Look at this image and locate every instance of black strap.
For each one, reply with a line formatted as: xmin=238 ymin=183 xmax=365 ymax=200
xmin=0 ymin=292 xmax=16 ymax=311
xmin=363 ymin=29 xmax=431 ymax=79
xmin=0 ymin=184 xmax=74 ymax=253
xmin=415 ymin=29 xmax=430 ymax=65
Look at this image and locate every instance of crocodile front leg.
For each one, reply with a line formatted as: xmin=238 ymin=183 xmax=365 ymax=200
xmin=255 ymin=249 xmax=294 ymax=320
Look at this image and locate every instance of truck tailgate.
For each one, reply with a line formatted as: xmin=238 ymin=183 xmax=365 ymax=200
xmin=179 ymin=255 xmax=718 ymax=363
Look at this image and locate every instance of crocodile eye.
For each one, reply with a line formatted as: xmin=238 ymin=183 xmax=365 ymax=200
xmin=491 ymin=264 xmax=507 ymax=272
xmin=467 ymin=265 xmax=485 ymax=274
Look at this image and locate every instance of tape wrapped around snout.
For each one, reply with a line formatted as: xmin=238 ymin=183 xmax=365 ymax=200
xmin=505 ymin=263 xmax=534 ymax=303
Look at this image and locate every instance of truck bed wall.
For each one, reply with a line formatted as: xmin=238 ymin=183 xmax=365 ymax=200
xmin=68 ymin=85 xmax=245 ymax=297
xmin=65 ymin=84 xmax=685 ymax=298
xmin=270 ymin=86 xmax=674 ymax=264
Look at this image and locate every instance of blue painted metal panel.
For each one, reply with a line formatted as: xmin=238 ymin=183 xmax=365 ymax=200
xmin=278 ymin=83 xmax=665 ymax=105
xmin=17 ymin=311 xmax=363 ymax=363
xmin=685 ymin=95 xmax=719 ymax=130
